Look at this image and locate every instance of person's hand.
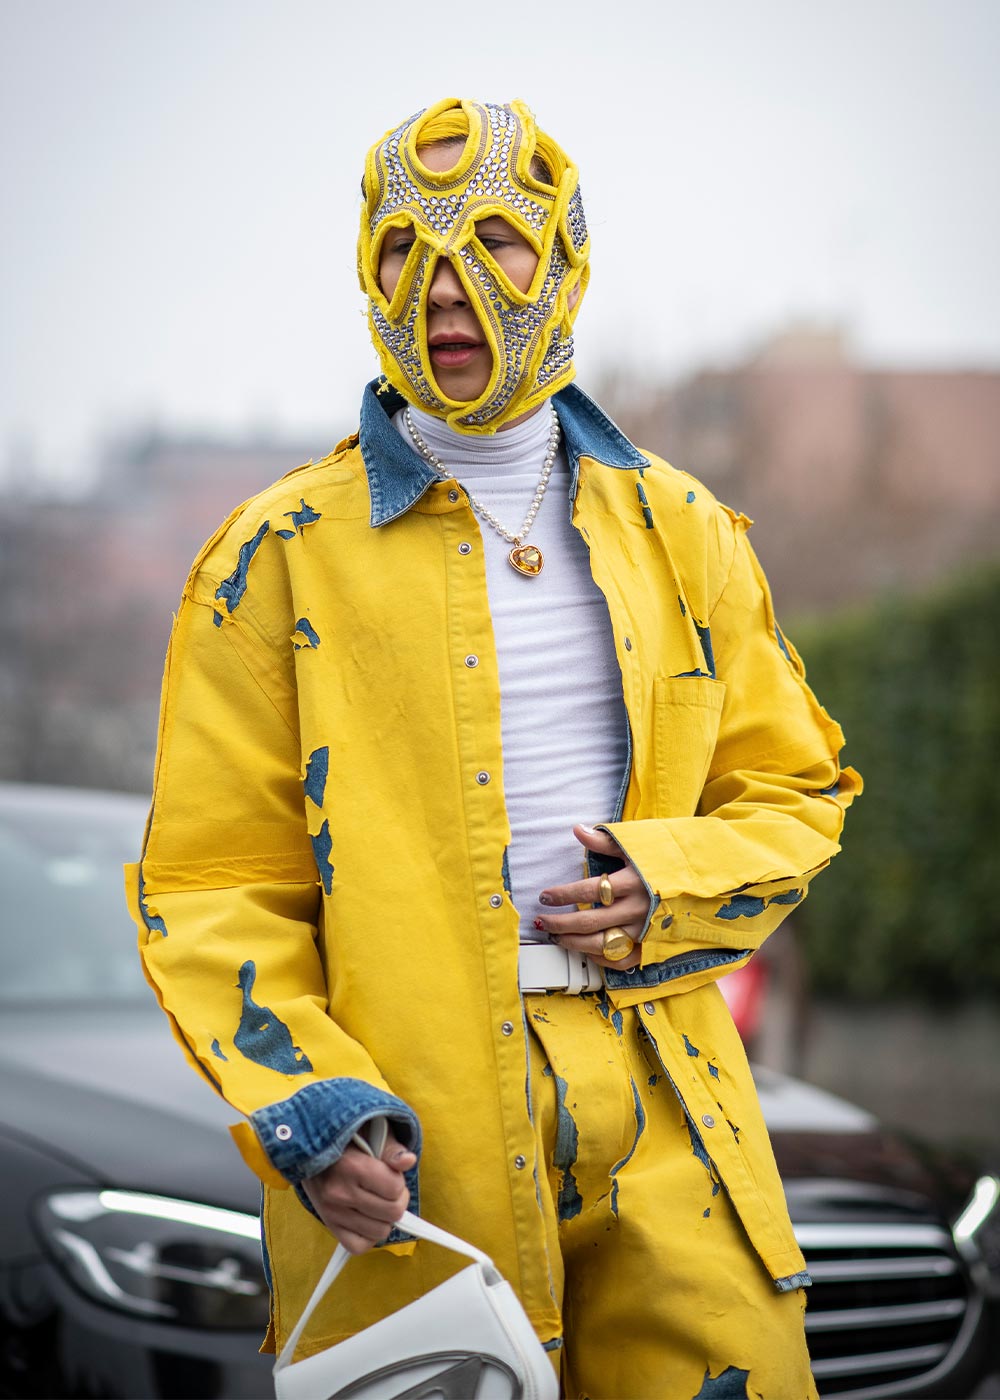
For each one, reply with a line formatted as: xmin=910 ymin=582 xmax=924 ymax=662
xmin=300 ymin=1130 xmax=416 ymax=1254
xmin=534 ymin=824 xmax=646 ymax=971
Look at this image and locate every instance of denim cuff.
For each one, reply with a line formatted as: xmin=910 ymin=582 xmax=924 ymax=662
xmin=604 ymin=946 xmax=753 ymax=991
xmin=250 ymin=1078 xmax=422 ymax=1225
xmin=589 ymin=827 xmax=659 ymax=940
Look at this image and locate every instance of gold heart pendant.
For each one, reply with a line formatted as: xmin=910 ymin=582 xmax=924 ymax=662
xmin=508 ymin=544 xmax=544 ymax=576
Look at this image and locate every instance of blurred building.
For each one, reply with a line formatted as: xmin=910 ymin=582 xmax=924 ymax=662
xmin=0 ymin=429 xmax=328 ymax=792
xmin=601 ymin=326 xmax=1000 ymax=612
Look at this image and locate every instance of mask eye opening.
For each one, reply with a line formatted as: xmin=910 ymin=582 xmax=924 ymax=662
xmin=468 ymin=212 xmax=548 ymax=304
xmin=372 ymin=220 xmax=427 ymax=316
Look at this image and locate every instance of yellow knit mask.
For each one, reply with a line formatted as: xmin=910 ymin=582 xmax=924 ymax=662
xmin=358 ymin=98 xmax=590 ymax=433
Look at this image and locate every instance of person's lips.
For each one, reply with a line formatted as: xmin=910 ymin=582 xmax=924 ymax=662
xmin=429 ymin=332 xmax=484 ymax=368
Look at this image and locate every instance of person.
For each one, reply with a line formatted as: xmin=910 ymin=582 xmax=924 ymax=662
xmin=127 ymin=97 xmax=860 ymax=1399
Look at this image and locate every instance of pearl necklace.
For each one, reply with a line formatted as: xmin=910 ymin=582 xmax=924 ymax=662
xmin=404 ymin=405 xmax=560 ymax=577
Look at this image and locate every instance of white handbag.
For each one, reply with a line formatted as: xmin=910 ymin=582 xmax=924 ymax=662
xmin=273 ymin=1125 xmax=558 ymax=1400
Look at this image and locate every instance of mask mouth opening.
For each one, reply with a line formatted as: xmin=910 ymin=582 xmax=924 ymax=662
xmin=415 ymin=258 xmax=499 ymax=413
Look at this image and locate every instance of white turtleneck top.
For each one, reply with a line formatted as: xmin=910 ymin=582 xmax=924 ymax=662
xmin=394 ymin=402 xmax=629 ymax=941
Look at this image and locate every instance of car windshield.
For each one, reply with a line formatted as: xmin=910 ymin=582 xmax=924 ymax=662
xmin=0 ymin=786 xmax=151 ymax=1003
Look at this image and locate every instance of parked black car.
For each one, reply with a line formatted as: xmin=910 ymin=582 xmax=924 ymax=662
xmin=1 ymin=783 xmax=997 ymax=1399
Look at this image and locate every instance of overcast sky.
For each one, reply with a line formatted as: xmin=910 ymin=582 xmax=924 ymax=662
xmin=2 ymin=0 xmax=998 ymax=485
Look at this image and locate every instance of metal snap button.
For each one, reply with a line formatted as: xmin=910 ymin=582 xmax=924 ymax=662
xmin=275 ymin=1124 xmax=293 ymax=1141
xmin=501 ymin=1021 xmax=514 ymax=1036
xmin=702 ymin=1115 xmax=716 ymax=1129
xmin=448 ymin=489 xmax=460 ymax=503
xmin=643 ymin=1002 xmax=656 ymax=1015
xmin=458 ymin=542 xmax=472 ymax=555
xmin=465 ymin=655 xmax=479 ymax=668
xmin=624 ymin=636 xmax=633 ymax=651
xmin=514 ymin=1154 xmax=527 ymax=1170
xmin=489 ymin=894 xmax=503 ymax=908
xmin=476 ymin=770 xmax=491 ymax=785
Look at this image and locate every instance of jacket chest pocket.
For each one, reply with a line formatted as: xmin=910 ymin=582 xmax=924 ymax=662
xmin=653 ymin=676 xmax=727 ymax=816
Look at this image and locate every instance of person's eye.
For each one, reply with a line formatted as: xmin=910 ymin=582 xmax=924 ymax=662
xmin=388 ymin=235 xmax=416 ymax=256
xmin=478 ymin=236 xmax=509 ymax=251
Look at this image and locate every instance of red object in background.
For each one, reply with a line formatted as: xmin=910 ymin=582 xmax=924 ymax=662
xmin=719 ymin=959 xmax=768 ymax=1043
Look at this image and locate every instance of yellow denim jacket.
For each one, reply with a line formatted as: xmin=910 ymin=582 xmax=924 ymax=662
xmin=127 ymin=381 xmax=859 ymax=1355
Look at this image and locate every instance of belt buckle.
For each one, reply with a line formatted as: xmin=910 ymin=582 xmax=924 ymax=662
xmin=517 ymin=942 xmax=605 ymax=994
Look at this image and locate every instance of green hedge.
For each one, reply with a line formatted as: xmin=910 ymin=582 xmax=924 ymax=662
xmin=787 ymin=563 xmax=1000 ymax=1002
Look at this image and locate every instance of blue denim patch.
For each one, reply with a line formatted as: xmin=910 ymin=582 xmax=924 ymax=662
xmin=137 ymin=868 xmax=168 ymax=938
xmin=303 ymin=747 xmax=329 ymax=807
xmin=310 ymin=820 xmax=334 ymax=895
xmin=716 ymin=888 xmax=803 ymax=920
xmin=608 ymin=1075 xmax=645 ymax=1217
xmin=692 ymin=1365 xmax=750 ymax=1398
xmin=693 ymin=619 xmax=716 ymax=678
xmin=214 ymin=521 xmax=270 ymax=617
xmin=551 ymin=1070 xmax=583 ymax=1221
xmin=769 ymin=887 xmax=804 ymax=907
xmin=276 ymin=498 xmax=322 ymax=539
xmin=292 ymin=618 xmax=321 ymax=650
xmin=716 ymin=894 xmax=768 ymax=920
xmin=234 ymin=962 xmax=313 ymax=1076
xmin=258 ymin=1185 xmax=272 ymax=1291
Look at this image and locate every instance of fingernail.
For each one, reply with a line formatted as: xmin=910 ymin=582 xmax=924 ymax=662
xmin=580 ymin=824 xmax=597 ymax=834
xmin=538 ymin=893 xmax=553 ymax=906
xmin=533 ymin=918 xmax=546 ymax=932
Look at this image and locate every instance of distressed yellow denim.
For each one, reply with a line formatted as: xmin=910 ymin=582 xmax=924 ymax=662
xmin=126 ymin=381 xmax=859 ymax=1367
xmin=526 ymin=991 xmax=818 ymax=1399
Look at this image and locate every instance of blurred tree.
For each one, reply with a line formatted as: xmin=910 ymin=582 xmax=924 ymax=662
xmin=791 ymin=563 xmax=1000 ymax=1001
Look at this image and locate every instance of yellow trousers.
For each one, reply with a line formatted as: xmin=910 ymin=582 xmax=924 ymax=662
xmin=525 ymin=991 xmax=818 ymax=1400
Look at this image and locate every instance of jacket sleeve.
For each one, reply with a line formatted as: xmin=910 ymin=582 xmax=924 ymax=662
xmin=600 ymin=516 xmax=861 ymax=1006
xmin=125 ymin=567 xmax=421 ymax=1193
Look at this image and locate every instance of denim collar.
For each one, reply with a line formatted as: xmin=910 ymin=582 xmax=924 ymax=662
xmin=358 ymin=377 xmax=649 ymax=527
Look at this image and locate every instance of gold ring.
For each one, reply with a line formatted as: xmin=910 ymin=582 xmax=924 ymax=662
xmin=602 ymin=927 xmax=635 ymax=962
xmin=598 ymin=874 xmax=615 ymax=907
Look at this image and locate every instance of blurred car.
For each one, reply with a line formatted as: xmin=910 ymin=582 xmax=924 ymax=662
xmin=0 ymin=783 xmax=272 ymax=1400
xmin=0 ymin=782 xmax=998 ymax=1400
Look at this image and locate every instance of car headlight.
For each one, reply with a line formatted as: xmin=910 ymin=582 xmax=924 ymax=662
xmin=953 ymin=1174 xmax=1000 ymax=1297
xmin=35 ymin=1189 xmax=270 ymax=1329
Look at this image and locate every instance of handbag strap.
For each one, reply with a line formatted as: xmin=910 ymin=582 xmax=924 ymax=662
xmin=273 ymin=1125 xmax=497 ymax=1374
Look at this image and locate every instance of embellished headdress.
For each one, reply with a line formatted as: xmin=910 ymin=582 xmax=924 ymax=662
xmin=358 ymin=98 xmax=590 ymax=433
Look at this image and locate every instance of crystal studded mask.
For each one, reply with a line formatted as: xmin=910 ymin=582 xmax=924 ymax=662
xmin=358 ymin=98 xmax=590 ymax=433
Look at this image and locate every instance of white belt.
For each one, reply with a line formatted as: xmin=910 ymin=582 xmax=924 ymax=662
xmin=518 ymin=943 xmax=604 ymax=994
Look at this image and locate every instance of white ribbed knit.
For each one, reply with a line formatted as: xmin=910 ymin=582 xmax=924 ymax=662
xmin=395 ymin=403 xmax=629 ymax=940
